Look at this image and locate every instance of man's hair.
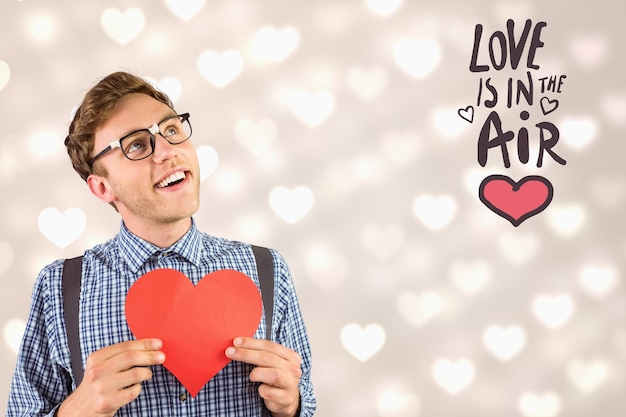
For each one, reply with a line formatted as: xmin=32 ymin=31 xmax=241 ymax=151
xmin=65 ymin=71 xmax=174 ymax=181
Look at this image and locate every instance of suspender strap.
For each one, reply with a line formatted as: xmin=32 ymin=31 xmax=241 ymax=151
xmin=62 ymin=256 xmax=85 ymax=387
xmin=250 ymin=245 xmax=275 ymax=417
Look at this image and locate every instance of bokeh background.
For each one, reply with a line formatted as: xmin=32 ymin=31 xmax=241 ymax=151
xmin=1 ymin=0 xmax=624 ymax=416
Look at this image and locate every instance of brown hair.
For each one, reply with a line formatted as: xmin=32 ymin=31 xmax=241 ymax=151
xmin=65 ymin=71 xmax=174 ymax=181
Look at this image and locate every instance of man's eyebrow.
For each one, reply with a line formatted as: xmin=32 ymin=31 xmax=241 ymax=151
xmin=119 ymin=111 xmax=178 ymax=138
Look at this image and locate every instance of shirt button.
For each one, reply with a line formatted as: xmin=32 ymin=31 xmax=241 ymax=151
xmin=179 ymin=392 xmax=187 ymax=402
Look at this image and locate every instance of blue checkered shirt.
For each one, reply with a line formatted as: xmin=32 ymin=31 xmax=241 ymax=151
xmin=7 ymin=219 xmax=316 ymax=416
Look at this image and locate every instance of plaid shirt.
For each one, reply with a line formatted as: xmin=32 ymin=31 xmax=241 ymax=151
xmin=7 ymin=220 xmax=315 ymax=416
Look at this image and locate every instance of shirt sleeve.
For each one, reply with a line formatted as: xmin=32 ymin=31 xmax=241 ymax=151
xmin=7 ymin=261 xmax=73 ymax=417
xmin=271 ymin=251 xmax=317 ymax=417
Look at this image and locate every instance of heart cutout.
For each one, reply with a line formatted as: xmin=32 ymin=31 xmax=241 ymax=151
xmin=125 ymin=268 xmax=262 ymax=397
xmin=479 ymin=175 xmax=553 ymax=226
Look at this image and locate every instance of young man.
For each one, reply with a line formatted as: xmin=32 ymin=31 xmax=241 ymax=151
xmin=7 ymin=72 xmax=316 ymax=416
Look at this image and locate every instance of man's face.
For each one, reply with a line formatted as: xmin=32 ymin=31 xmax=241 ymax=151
xmin=89 ymin=93 xmax=200 ymax=231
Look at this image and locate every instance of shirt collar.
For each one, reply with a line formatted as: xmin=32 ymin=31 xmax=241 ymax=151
xmin=117 ymin=218 xmax=203 ymax=273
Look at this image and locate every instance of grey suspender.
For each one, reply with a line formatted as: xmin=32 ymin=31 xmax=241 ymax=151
xmin=61 ymin=245 xmax=275 ymax=413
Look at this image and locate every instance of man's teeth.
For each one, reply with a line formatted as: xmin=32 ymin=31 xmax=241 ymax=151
xmin=157 ymin=172 xmax=186 ymax=188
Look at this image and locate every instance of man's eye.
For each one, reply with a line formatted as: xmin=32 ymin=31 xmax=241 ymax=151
xmin=164 ymin=126 xmax=179 ymax=137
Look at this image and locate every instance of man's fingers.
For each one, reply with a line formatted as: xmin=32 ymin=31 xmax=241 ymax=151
xmin=226 ymin=337 xmax=302 ymax=365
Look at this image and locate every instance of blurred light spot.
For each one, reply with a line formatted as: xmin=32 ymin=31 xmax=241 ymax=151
xmin=251 ymin=26 xmax=299 ymax=63
xmin=569 ymin=34 xmax=609 ymax=68
xmin=449 ymin=260 xmax=491 ymax=295
xmin=350 ymin=154 xmax=388 ymax=184
xmin=600 ymin=93 xmax=626 ymax=125
xmin=396 ymin=291 xmax=442 ymax=327
xmin=234 ymin=118 xmax=277 ymax=154
xmin=196 ymin=145 xmax=219 ymax=181
xmin=0 ymin=60 xmax=10 ymax=91
xmin=3 ymin=318 xmax=25 ymax=354
xmin=100 ymin=7 xmax=145 ymax=46
xmin=559 ymin=117 xmax=597 ymax=149
xmin=0 ymin=242 xmax=14 ymax=277
xmin=361 ymin=223 xmax=404 ymax=259
xmin=269 ymin=185 xmax=314 ymax=224
xmin=147 ymin=76 xmax=182 ymax=103
xmin=432 ymin=358 xmax=475 ymax=395
xmin=412 ymin=194 xmax=456 ymax=231
xmin=212 ymin=167 xmax=244 ymax=195
xmin=29 ymin=131 xmax=63 ymax=159
xmin=376 ymin=386 xmax=421 ymax=417
xmin=546 ymin=203 xmax=586 ymax=237
xmin=498 ymin=231 xmax=540 ymax=264
xmin=197 ymin=50 xmax=243 ymax=88
xmin=483 ymin=325 xmax=526 ymax=361
xmin=432 ymin=106 xmax=469 ymax=139
xmin=518 ymin=392 xmax=561 ymax=417
xmin=366 ymin=0 xmax=403 ymax=17
xmin=163 ymin=0 xmax=206 ymax=21
xmin=305 ymin=244 xmax=349 ymax=291
xmin=340 ymin=323 xmax=385 ymax=362
xmin=532 ymin=293 xmax=574 ymax=329
xmin=393 ymin=38 xmax=441 ymax=79
xmin=379 ymin=130 xmax=420 ymax=165
xmin=346 ymin=66 xmax=388 ymax=101
xmin=26 ymin=14 xmax=57 ymax=43
xmin=579 ymin=264 xmax=619 ymax=297
xmin=567 ymin=358 xmax=609 ymax=393
xmin=288 ymin=89 xmax=335 ymax=128
xmin=234 ymin=216 xmax=268 ymax=243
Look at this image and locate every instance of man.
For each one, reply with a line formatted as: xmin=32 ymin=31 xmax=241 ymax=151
xmin=7 ymin=71 xmax=316 ymax=416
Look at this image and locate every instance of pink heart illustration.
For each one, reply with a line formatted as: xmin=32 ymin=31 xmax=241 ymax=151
xmin=479 ymin=175 xmax=553 ymax=226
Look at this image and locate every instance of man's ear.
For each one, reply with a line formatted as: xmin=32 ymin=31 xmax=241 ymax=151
xmin=87 ymin=174 xmax=116 ymax=204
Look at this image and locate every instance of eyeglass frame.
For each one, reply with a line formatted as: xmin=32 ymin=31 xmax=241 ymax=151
xmin=89 ymin=112 xmax=192 ymax=168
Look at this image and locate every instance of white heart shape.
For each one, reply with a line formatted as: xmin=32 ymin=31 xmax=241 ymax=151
xmin=346 ymin=67 xmax=388 ymax=101
xmin=377 ymin=388 xmax=421 ymax=417
xmin=483 ymin=325 xmax=526 ymax=361
xmin=431 ymin=358 xmax=475 ymax=395
xmin=396 ymin=291 xmax=442 ymax=327
xmin=0 ymin=61 xmax=10 ymax=91
xmin=532 ymin=294 xmax=574 ymax=329
xmin=3 ymin=318 xmax=26 ymax=354
xmin=252 ymin=26 xmax=300 ymax=62
xmin=449 ymin=260 xmax=491 ymax=295
xmin=196 ymin=145 xmax=219 ymax=181
xmin=153 ymin=76 xmax=183 ymax=103
xmin=366 ymin=0 xmax=403 ymax=17
xmin=288 ymin=89 xmax=335 ymax=128
xmin=197 ymin=50 xmax=243 ymax=88
xmin=518 ymin=392 xmax=561 ymax=417
xmin=164 ymin=0 xmax=206 ymax=21
xmin=340 ymin=323 xmax=385 ymax=362
xmin=100 ymin=7 xmax=145 ymax=46
xmin=38 ymin=207 xmax=86 ymax=249
xmin=234 ymin=118 xmax=277 ymax=154
xmin=269 ymin=185 xmax=314 ymax=224
xmin=559 ymin=117 xmax=597 ymax=149
xmin=393 ymin=38 xmax=441 ymax=79
xmin=412 ymin=194 xmax=456 ymax=231
xmin=567 ymin=359 xmax=609 ymax=393
xmin=546 ymin=204 xmax=586 ymax=236
xmin=578 ymin=264 xmax=619 ymax=297
xmin=432 ymin=107 xmax=468 ymax=139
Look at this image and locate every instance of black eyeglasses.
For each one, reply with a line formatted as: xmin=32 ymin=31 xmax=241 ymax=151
xmin=90 ymin=113 xmax=192 ymax=167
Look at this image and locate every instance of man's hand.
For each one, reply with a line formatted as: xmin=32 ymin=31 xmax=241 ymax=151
xmin=226 ymin=337 xmax=302 ymax=417
xmin=57 ymin=338 xmax=165 ymax=417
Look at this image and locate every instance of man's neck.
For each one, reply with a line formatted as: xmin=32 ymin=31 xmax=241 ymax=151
xmin=124 ymin=217 xmax=193 ymax=248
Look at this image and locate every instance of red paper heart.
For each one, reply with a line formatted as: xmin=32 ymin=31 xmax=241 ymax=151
xmin=479 ymin=175 xmax=554 ymax=226
xmin=125 ymin=268 xmax=262 ymax=397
